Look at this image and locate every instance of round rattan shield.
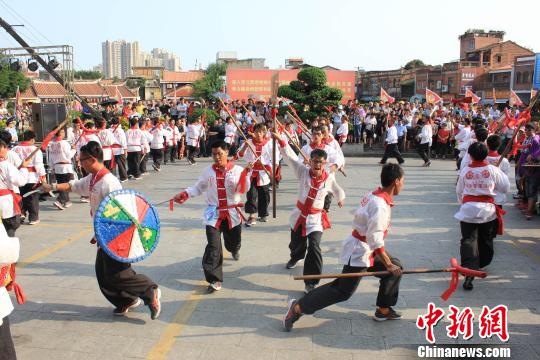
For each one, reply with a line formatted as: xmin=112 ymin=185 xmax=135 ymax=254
xmin=94 ymin=189 xmax=160 ymax=263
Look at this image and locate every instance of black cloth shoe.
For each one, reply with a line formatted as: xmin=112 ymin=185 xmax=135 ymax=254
xmin=463 ymin=276 xmax=474 ymax=290
xmin=283 ymin=299 xmax=302 ymax=332
xmin=286 ymin=259 xmax=301 ymax=269
xmin=373 ymin=307 xmax=402 ymax=321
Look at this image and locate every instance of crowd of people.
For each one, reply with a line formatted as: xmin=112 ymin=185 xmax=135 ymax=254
xmin=0 ymin=94 xmax=538 ymax=357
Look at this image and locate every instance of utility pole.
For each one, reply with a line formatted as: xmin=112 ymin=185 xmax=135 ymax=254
xmin=0 ymin=17 xmax=99 ymax=116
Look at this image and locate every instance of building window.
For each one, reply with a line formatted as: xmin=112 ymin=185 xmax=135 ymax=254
xmin=522 ymin=71 xmax=529 ymax=83
xmin=468 ymin=39 xmax=474 ymax=50
xmin=516 ymin=72 xmax=522 ymax=84
xmin=496 ymin=55 xmax=502 ymax=63
xmin=448 ymin=78 xmax=454 ymax=88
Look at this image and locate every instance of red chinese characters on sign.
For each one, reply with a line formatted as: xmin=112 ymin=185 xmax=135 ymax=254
xmin=417 ymin=304 xmax=509 ymax=343
xmin=416 ymin=302 xmax=445 ymax=344
xmin=479 ymin=305 xmax=509 ymax=342
xmin=446 ymin=305 xmax=474 ymax=340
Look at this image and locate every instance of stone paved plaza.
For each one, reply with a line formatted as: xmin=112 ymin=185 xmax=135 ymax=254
xmin=9 ymin=157 xmax=540 ymax=360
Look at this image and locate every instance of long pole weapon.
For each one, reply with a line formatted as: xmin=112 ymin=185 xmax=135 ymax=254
xmin=217 ymin=98 xmax=271 ymax=177
xmin=294 ymin=258 xmax=487 ymax=301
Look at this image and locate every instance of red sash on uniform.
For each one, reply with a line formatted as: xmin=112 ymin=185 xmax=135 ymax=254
xmin=293 ymin=171 xmax=329 ymax=236
xmin=0 ymin=188 xmax=22 ymax=215
xmin=214 ymin=163 xmax=245 ymax=229
xmin=462 ymin=195 xmax=506 ymax=235
xmin=0 ymin=264 xmax=25 ymax=304
xmin=251 ymin=139 xmax=271 ymax=185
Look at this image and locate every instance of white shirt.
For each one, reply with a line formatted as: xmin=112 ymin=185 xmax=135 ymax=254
xmin=340 ymin=190 xmax=393 ymax=267
xmin=0 ymin=223 xmax=19 ymax=324
xmin=12 ymin=143 xmax=46 ymax=183
xmin=324 ymin=136 xmax=346 ymax=167
xmin=385 ymin=126 xmax=398 ymax=144
xmin=149 ymin=126 xmax=165 ymax=150
xmin=69 ymin=169 xmax=122 ymax=218
xmin=301 ymin=143 xmax=343 ymax=170
xmin=111 ymin=127 xmax=127 ymax=156
xmin=336 ymin=123 xmax=349 ymax=142
xmin=239 ymin=139 xmax=275 ymax=186
xmin=455 ymin=125 xmax=472 ymax=151
xmin=419 ymin=124 xmax=433 ymax=145
xmin=224 ymin=123 xmax=237 ymax=144
xmin=185 ymin=163 xmax=251 ymax=229
xmin=186 ymin=124 xmax=203 ymax=147
xmin=455 ymin=163 xmax=510 ymax=223
xmin=126 ymin=128 xmax=147 ymax=153
xmin=97 ymin=129 xmax=116 ymax=161
xmin=280 ymin=143 xmax=345 ymax=235
xmin=0 ymin=160 xmax=28 ymax=219
xmin=47 ymin=139 xmax=76 ymax=174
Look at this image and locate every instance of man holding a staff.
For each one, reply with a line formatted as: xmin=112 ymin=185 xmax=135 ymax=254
xmin=283 ymin=164 xmax=405 ymax=331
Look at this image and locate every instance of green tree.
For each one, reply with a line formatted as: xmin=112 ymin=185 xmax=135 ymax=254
xmin=73 ymin=70 xmax=102 ymax=80
xmin=188 ymin=108 xmax=219 ymax=126
xmin=277 ymin=67 xmax=342 ymax=121
xmin=404 ymin=59 xmax=426 ymax=70
xmin=126 ymin=77 xmax=145 ymax=89
xmin=0 ymin=59 xmax=31 ymax=99
xmin=192 ymin=63 xmax=226 ymax=101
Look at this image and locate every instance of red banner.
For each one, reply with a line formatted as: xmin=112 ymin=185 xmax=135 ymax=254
xmin=465 ymin=89 xmax=481 ymax=104
xmin=426 ymin=88 xmax=442 ymax=104
xmin=509 ymin=90 xmax=524 ymax=107
xmin=380 ymin=87 xmax=395 ymax=104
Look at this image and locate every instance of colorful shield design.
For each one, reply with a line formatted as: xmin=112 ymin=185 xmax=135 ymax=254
xmin=94 ymin=189 xmax=160 ymax=263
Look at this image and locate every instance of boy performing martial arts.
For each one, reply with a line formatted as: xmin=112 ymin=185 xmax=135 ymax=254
xmin=283 ymin=164 xmax=405 ymax=331
xmin=456 ymin=142 xmax=509 ymax=290
xmin=272 ymin=132 xmax=345 ymax=294
xmin=40 ymin=141 xmax=161 ymax=318
xmin=237 ymin=123 xmax=274 ymax=226
xmin=172 ymin=141 xmax=251 ymax=292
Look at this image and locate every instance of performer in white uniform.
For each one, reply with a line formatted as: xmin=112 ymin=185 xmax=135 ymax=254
xmin=274 ymin=133 xmax=345 ymax=293
xmin=40 ymin=141 xmax=162 ymax=318
xmin=455 ymin=142 xmax=509 ymax=290
xmin=172 ymin=141 xmax=251 ymax=293
xmin=283 ymin=164 xmax=405 ymax=331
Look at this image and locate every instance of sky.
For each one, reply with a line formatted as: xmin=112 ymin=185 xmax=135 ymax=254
xmin=1 ymin=0 xmax=539 ymax=72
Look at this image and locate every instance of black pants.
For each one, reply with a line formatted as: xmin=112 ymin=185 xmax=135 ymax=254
xmin=140 ymin=152 xmax=148 ymax=174
xmin=151 ymin=148 xmax=163 ymax=169
xmin=380 ymin=143 xmax=404 ymax=164
xmin=289 ymin=226 xmax=323 ymax=286
xmin=104 ymin=159 xmax=112 ymax=170
xmin=114 ymin=154 xmax=128 ymax=181
xmin=187 ymin=145 xmax=198 ymax=163
xmin=323 ymin=193 xmax=333 ymax=213
xmin=166 ymin=145 xmax=176 ymax=163
xmin=245 ymin=178 xmax=270 ymax=217
xmin=397 ymin=136 xmax=405 ymax=153
xmin=95 ymin=248 xmax=157 ymax=308
xmin=203 ymin=220 xmax=241 ymax=283
xmin=436 ymin=142 xmax=449 ymax=157
xmin=298 ymin=257 xmax=403 ymax=314
xmin=0 ymin=316 xmax=16 ymax=360
xmin=55 ymin=173 xmax=73 ymax=204
xmin=19 ymin=183 xmax=39 ymax=222
xmin=2 ymin=216 xmax=20 ymax=237
xmin=460 ymin=220 xmax=498 ymax=270
xmin=127 ymin=151 xmax=142 ymax=178
xmin=417 ymin=143 xmax=430 ymax=163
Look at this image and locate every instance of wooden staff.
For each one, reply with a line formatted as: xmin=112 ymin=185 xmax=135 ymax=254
xmin=217 ymin=97 xmax=271 ymax=177
xmin=274 ymin=118 xmax=309 ymax=163
xmin=20 ymin=116 xmax=70 ymax=167
xmin=294 ymin=258 xmax=486 ymax=281
xmin=496 ymin=91 xmax=539 ymax=166
xmin=272 ymin=113 xmax=277 ymax=219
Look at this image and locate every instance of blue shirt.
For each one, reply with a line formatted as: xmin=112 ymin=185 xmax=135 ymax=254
xmin=395 ymin=124 xmax=407 ymax=137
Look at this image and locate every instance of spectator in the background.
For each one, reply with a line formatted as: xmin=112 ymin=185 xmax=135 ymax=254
xmin=6 ymin=119 xmax=18 ymax=143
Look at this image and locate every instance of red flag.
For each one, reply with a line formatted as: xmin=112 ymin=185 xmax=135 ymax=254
xmin=115 ymin=86 xmax=123 ymax=103
xmin=380 ymin=88 xmax=395 ymax=104
xmin=426 ymin=88 xmax=442 ymax=104
xmin=509 ymin=90 xmax=524 ymax=107
xmin=465 ymin=89 xmax=481 ymax=104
